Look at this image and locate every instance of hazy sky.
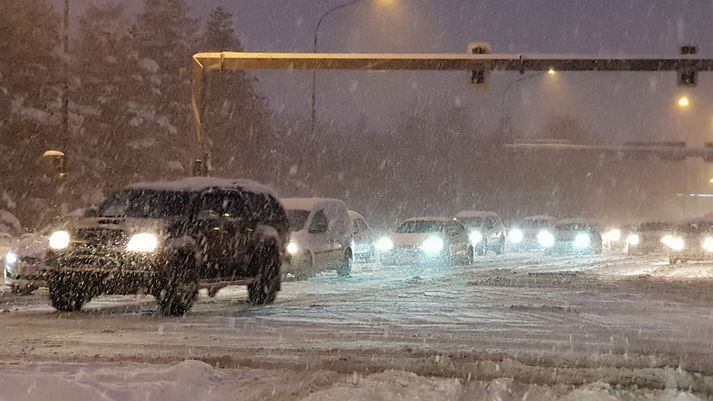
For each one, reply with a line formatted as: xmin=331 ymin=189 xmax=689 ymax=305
xmin=65 ymin=0 xmax=713 ymax=144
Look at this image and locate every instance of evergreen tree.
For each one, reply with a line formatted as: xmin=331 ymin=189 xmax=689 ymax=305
xmin=202 ymin=6 xmax=272 ymax=179
xmin=0 ymin=0 xmax=63 ymax=226
xmin=128 ymin=0 xmax=199 ymax=179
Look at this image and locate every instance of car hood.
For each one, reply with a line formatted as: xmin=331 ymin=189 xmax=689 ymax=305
xmin=14 ymin=234 xmax=49 ymax=258
xmin=391 ymin=233 xmax=439 ymax=247
xmin=68 ymin=217 xmax=174 ymax=237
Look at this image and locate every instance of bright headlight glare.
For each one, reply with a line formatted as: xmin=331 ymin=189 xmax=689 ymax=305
xmin=508 ymin=229 xmax=524 ymax=244
xmin=468 ymin=231 xmax=483 ymax=245
xmin=661 ymin=235 xmax=673 ymax=246
xmin=703 ymin=237 xmax=713 ymax=253
xmin=421 ymin=236 xmax=444 ymax=254
xmin=49 ymin=230 xmax=71 ymax=250
xmin=537 ymin=230 xmax=555 ymax=248
xmin=626 ymin=234 xmax=640 ymax=246
xmin=669 ymin=236 xmax=685 ymax=251
xmin=5 ymin=251 xmax=17 ymax=265
xmin=573 ymin=233 xmax=591 ymax=249
xmin=375 ymin=237 xmax=394 ymax=252
xmin=603 ymin=228 xmax=621 ymax=243
xmin=126 ymin=233 xmax=159 ymax=253
xmin=286 ymin=241 xmax=299 ymax=255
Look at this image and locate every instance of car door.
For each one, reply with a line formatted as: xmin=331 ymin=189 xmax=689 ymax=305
xmin=306 ymin=210 xmax=332 ymax=270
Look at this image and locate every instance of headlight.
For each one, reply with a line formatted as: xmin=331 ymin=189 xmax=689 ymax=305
xmin=703 ymin=237 xmax=713 ymax=253
xmin=661 ymin=234 xmax=673 ymax=247
xmin=603 ymin=228 xmax=621 ymax=243
xmin=626 ymin=234 xmax=640 ymax=246
xmin=669 ymin=236 xmax=685 ymax=251
xmin=126 ymin=233 xmax=159 ymax=253
xmin=49 ymin=230 xmax=71 ymax=250
xmin=374 ymin=237 xmax=394 ymax=252
xmin=573 ymin=233 xmax=591 ymax=249
xmin=468 ymin=231 xmax=483 ymax=245
xmin=537 ymin=230 xmax=555 ymax=248
xmin=286 ymin=241 xmax=300 ymax=255
xmin=508 ymin=229 xmax=524 ymax=244
xmin=5 ymin=251 xmax=17 ymax=266
xmin=420 ymin=236 xmax=444 ymax=255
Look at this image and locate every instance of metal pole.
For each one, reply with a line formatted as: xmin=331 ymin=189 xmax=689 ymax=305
xmin=311 ymin=0 xmax=363 ymax=135
xmin=62 ymin=0 xmax=69 ymax=149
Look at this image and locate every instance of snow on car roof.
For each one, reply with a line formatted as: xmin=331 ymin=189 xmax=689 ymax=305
xmin=454 ymin=210 xmax=498 ymax=218
xmin=282 ymin=198 xmax=345 ymax=211
xmin=126 ymin=177 xmax=277 ymax=197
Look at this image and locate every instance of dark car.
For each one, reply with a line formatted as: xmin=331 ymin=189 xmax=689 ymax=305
xmin=44 ymin=177 xmax=289 ymax=315
xmin=546 ymin=220 xmax=603 ymax=255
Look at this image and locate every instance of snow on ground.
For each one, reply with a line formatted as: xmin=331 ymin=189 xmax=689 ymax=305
xmin=0 ymin=360 xmax=706 ymax=401
xmin=3 ymin=252 xmax=713 ymax=399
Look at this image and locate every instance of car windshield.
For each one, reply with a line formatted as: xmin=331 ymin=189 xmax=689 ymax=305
xmin=679 ymin=222 xmax=713 ymax=233
xmin=521 ymin=220 xmax=551 ymax=229
xmin=637 ymin=222 xmax=672 ymax=231
xmin=457 ymin=217 xmax=484 ymax=227
xmin=556 ymin=222 xmax=595 ymax=231
xmin=286 ymin=210 xmax=311 ymax=230
xmin=396 ymin=221 xmax=446 ymax=233
xmin=99 ymin=190 xmax=191 ymax=218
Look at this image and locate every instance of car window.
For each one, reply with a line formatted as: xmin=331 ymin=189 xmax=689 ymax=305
xmin=99 ymin=190 xmax=191 ymax=218
xmin=197 ymin=191 xmax=245 ymax=218
xmin=309 ymin=210 xmax=329 ymax=233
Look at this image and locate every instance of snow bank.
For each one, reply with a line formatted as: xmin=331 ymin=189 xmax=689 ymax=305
xmin=0 ymin=362 xmax=707 ymax=401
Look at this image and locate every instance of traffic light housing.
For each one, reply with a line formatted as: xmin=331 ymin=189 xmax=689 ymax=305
xmin=678 ymin=45 xmax=698 ymax=87
xmin=467 ymin=42 xmax=491 ymax=89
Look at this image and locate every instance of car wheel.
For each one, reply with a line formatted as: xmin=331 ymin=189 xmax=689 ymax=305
xmin=248 ymin=243 xmax=281 ymax=305
xmin=48 ymin=274 xmax=92 ymax=312
xmin=336 ymin=249 xmax=353 ymax=277
xmin=156 ymin=251 xmax=199 ymax=316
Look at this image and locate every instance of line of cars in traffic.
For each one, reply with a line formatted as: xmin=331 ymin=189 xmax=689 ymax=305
xmin=3 ymin=175 xmax=713 ymax=316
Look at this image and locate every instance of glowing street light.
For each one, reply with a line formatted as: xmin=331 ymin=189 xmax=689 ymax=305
xmin=678 ymin=96 xmax=690 ymax=108
xmin=547 ymin=67 xmax=556 ymax=75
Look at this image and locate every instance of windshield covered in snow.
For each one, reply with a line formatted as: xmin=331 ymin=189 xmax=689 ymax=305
xmin=99 ymin=190 xmax=191 ymax=218
xmin=396 ymin=221 xmax=447 ymax=233
xmin=286 ymin=210 xmax=311 ymax=230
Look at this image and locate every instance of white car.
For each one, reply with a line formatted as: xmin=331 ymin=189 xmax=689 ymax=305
xmin=4 ymin=230 xmax=49 ymax=294
xmin=376 ymin=217 xmax=473 ymax=266
xmin=508 ymin=215 xmax=558 ymax=251
xmin=454 ymin=211 xmax=506 ymax=255
xmin=282 ymin=198 xmax=353 ymax=278
xmin=349 ymin=210 xmax=376 ymax=262
xmin=625 ymin=222 xmax=675 ymax=255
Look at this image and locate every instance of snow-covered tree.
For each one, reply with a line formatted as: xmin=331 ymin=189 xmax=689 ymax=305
xmin=127 ymin=0 xmax=199 ymax=179
xmin=201 ymin=6 xmax=272 ymax=179
xmin=0 ymin=0 xmax=63 ymax=227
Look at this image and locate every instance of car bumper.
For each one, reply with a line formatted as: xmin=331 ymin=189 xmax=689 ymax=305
xmin=380 ymin=247 xmax=449 ymax=266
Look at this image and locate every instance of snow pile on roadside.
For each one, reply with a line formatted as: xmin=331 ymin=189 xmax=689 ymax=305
xmin=0 ymin=361 xmax=706 ymax=401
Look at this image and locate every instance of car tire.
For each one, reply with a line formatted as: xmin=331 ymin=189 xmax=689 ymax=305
xmin=156 ymin=251 xmax=199 ymax=316
xmin=248 ymin=243 xmax=281 ymax=305
xmin=48 ymin=274 xmax=93 ymax=312
xmin=336 ymin=249 xmax=353 ymax=277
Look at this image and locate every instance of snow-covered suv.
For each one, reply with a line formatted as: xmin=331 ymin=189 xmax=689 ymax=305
xmin=45 ymin=177 xmax=289 ymax=315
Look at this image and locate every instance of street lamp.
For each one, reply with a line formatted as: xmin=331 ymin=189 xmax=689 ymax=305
xmin=678 ymin=95 xmax=690 ymax=108
xmin=311 ymin=0 xmax=397 ymax=135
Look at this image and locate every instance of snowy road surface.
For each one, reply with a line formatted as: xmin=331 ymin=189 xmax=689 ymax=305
xmin=2 ymin=253 xmax=713 ymax=400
